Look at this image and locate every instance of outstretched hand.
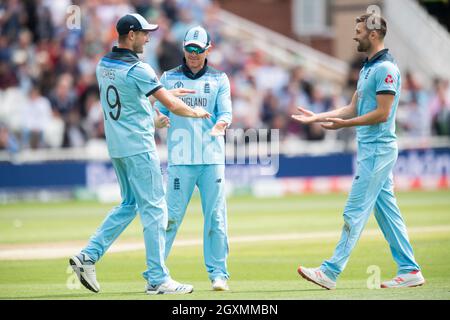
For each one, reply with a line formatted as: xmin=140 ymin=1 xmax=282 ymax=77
xmin=291 ymin=107 xmax=318 ymax=124
xmin=320 ymin=118 xmax=349 ymax=130
xmin=193 ymin=107 xmax=211 ymax=119
xmin=210 ymin=121 xmax=228 ymax=136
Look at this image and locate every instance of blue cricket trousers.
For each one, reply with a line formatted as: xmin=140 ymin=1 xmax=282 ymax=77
xmin=82 ymin=151 xmax=170 ymax=286
xmin=164 ymin=164 xmax=230 ymax=281
xmin=321 ymin=141 xmax=421 ymax=281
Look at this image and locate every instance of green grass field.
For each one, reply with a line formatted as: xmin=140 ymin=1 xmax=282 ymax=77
xmin=1 ymin=190 xmax=449 ymax=300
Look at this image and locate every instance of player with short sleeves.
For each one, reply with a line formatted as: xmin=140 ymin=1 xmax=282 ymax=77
xmin=69 ymin=14 xmax=210 ymax=295
xmin=292 ymin=13 xmax=424 ymax=290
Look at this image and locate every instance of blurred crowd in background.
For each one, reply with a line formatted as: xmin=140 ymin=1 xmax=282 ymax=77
xmin=1 ymin=0 xmax=450 ymax=154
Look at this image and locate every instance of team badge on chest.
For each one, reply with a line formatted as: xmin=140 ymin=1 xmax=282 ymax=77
xmin=174 ymin=81 xmax=184 ymax=89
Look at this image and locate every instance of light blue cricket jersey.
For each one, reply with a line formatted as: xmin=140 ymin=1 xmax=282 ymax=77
xmin=96 ymin=46 xmax=163 ymax=158
xmin=356 ymin=49 xmax=401 ymax=144
xmin=155 ymin=59 xmax=232 ymax=165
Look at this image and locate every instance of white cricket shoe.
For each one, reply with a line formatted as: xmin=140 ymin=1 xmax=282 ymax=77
xmin=69 ymin=253 xmax=100 ymax=293
xmin=146 ymin=279 xmax=194 ymax=295
xmin=297 ymin=266 xmax=336 ymax=290
xmin=212 ymin=278 xmax=229 ymax=291
xmin=381 ymin=270 xmax=425 ymax=288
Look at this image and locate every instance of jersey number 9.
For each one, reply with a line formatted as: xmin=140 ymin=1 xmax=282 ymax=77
xmin=105 ymin=85 xmax=121 ymax=121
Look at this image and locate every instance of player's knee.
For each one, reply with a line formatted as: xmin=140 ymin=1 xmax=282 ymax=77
xmin=167 ymin=217 xmax=177 ymax=226
xmin=342 ymin=211 xmax=359 ymax=227
xmin=115 ymin=204 xmax=137 ymax=216
xmin=206 ymin=220 xmax=227 ymax=237
xmin=167 ymin=214 xmax=183 ymax=228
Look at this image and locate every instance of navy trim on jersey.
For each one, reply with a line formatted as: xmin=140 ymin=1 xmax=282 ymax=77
xmin=145 ymin=84 xmax=163 ymax=97
xmin=101 ymin=57 xmax=131 ymax=66
xmin=376 ymin=90 xmax=396 ymax=95
xmin=103 ymin=46 xmax=140 ymax=65
xmin=182 ymin=58 xmax=209 ymax=79
xmin=112 ymin=46 xmax=139 ymax=58
xmin=164 ymin=60 xmax=224 ymax=79
xmin=363 ymin=48 xmax=395 ymax=67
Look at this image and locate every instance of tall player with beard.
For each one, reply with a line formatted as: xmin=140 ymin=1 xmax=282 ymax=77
xmin=292 ymin=13 xmax=425 ymax=290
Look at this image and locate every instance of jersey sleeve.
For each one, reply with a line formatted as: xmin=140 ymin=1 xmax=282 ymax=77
xmin=215 ymin=73 xmax=232 ymax=125
xmin=153 ymin=72 xmax=170 ymax=116
xmin=129 ymin=62 xmax=163 ymax=97
xmin=375 ymin=62 xmax=398 ymax=96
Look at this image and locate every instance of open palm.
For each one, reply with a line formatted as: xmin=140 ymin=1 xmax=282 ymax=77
xmin=291 ymin=107 xmax=317 ymax=124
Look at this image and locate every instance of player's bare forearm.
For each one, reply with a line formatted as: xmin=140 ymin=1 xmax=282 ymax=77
xmin=153 ymin=87 xmax=208 ymax=118
xmin=293 ymin=92 xmax=357 ymax=124
xmin=323 ymin=94 xmax=393 ymax=130
xmin=322 ymin=108 xmax=389 ymax=130
xmin=321 ymin=110 xmax=385 ymax=130
xmin=345 ymin=109 xmax=388 ymax=126
xmin=316 ymin=105 xmax=356 ymax=121
xmin=345 ymin=93 xmax=393 ymax=126
xmin=167 ymin=96 xmax=196 ymax=117
xmin=320 ymin=93 xmax=393 ymax=130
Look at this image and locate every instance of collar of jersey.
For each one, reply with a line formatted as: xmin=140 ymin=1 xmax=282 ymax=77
xmin=182 ymin=58 xmax=208 ymax=80
xmin=111 ymin=46 xmax=139 ymax=59
xmin=363 ymin=48 xmax=389 ymax=67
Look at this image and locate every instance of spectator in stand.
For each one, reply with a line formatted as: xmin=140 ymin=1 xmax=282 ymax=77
xmin=32 ymin=1 xmax=54 ymax=42
xmin=48 ymin=73 xmax=83 ymax=147
xmin=0 ymin=59 xmax=17 ymax=90
xmin=156 ymin=29 xmax=183 ymax=72
xmin=171 ymin=10 xmax=197 ymax=44
xmin=83 ymin=91 xmax=104 ymax=140
xmin=331 ymin=89 xmax=355 ymax=150
xmin=11 ymin=29 xmax=35 ymax=92
xmin=161 ymin=0 xmax=179 ymax=24
xmin=261 ymin=90 xmax=279 ymax=130
xmin=20 ymin=84 xmax=52 ymax=149
xmin=0 ymin=122 xmax=18 ymax=154
xmin=231 ymin=66 xmax=262 ymax=129
xmin=303 ymin=85 xmax=330 ymax=141
xmin=49 ymin=73 xmax=78 ymax=120
xmin=290 ymin=66 xmax=314 ymax=101
xmin=398 ymin=72 xmax=430 ymax=137
xmin=430 ymin=79 xmax=450 ymax=136
xmin=0 ymin=0 xmax=22 ymax=42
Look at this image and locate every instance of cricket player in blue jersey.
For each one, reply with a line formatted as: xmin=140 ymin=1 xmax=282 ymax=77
xmin=154 ymin=26 xmax=232 ymax=291
xmin=293 ymin=13 xmax=425 ymax=289
xmin=69 ymin=14 xmax=211 ymax=295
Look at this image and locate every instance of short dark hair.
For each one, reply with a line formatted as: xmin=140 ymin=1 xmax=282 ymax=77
xmin=356 ymin=13 xmax=387 ymax=38
xmin=118 ymin=33 xmax=129 ymax=43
